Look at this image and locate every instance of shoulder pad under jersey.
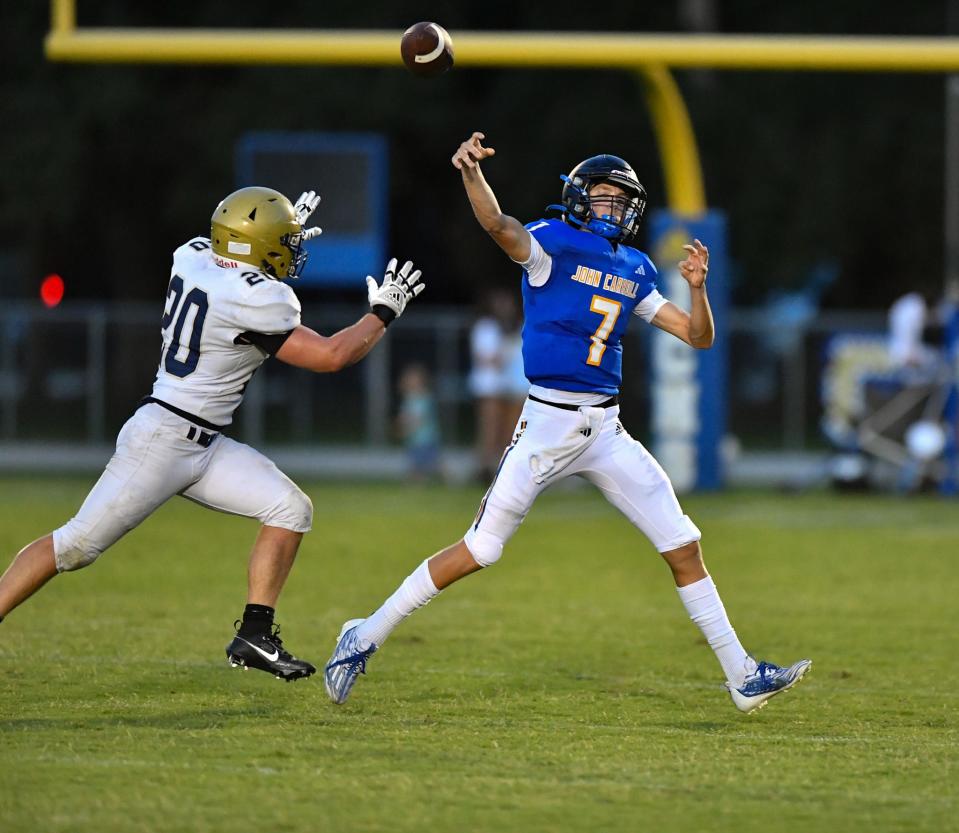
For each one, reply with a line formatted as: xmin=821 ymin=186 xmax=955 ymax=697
xmin=524 ymin=218 xmax=580 ymax=256
xmin=231 ymin=278 xmax=302 ymax=335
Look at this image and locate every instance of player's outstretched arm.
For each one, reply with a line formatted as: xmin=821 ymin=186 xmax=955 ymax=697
xmin=452 ymin=132 xmax=531 ymax=263
xmin=275 ymin=259 xmax=425 ymax=373
xmin=650 ymin=239 xmax=714 ymax=349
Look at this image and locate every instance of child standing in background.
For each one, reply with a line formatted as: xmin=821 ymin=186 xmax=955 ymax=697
xmin=396 ymin=364 xmax=441 ymax=481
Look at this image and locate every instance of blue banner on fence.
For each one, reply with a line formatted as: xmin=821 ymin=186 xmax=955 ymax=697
xmin=647 ymin=210 xmax=729 ymax=491
xmin=236 ymin=132 xmax=388 ymax=287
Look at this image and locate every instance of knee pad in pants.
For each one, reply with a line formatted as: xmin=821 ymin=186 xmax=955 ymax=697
xmin=263 ymin=487 xmax=313 ymax=533
xmin=464 ymin=525 xmax=504 ymax=567
xmin=53 ymin=524 xmax=105 ymax=572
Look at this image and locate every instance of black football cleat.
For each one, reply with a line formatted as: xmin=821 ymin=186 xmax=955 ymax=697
xmin=225 ymin=622 xmax=317 ymax=682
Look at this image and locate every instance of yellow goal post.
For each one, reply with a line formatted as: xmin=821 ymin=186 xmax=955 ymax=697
xmin=46 ymin=0 xmax=959 ymax=216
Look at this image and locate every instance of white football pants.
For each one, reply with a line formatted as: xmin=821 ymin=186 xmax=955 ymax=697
xmin=52 ymin=403 xmax=313 ymax=572
xmin=464 ymin=398 xmax=700 ymax=566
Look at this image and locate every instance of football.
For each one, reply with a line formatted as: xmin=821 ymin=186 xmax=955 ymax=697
xmin=400 ymin=22 xmax=454 ymax=78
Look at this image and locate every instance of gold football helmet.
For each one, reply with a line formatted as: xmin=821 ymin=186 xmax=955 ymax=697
xmin=211 ymin=187 xmax=306 ymax=278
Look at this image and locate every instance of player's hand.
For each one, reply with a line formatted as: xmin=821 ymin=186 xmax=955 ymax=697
xmin=294 ymin=190 xmax=323 ymax=241
xmin=679 ymin=239 xmax=709 ymax=288
xmin=452 ymin=132 xmax=496 ymax=171
xmin=366 ymin=258 xmax=425 ymax=322
xmin=294 ymin=190 xmax=320 ymax=223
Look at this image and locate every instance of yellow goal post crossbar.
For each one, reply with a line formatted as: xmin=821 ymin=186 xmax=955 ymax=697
xmin=46 ymin=0 xmax=959 ymax=216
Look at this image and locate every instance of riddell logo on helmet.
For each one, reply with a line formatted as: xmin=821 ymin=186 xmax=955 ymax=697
xmin=213 ymin=254 xmax=239 ymax=269
xmin=611 ymin=170 xmax=630 ymax=177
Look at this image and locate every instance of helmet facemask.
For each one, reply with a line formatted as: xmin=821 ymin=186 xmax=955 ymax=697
xmin=548 ymin=155 xmax=647 ymax=243
xmin=585 ymin=184 xmax=645 ymax=241
xmin=267 ymin=230 xmax=307 ymax=279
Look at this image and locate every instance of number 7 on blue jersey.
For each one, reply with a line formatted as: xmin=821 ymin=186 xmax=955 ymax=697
xmin=587 ymin=295 xmax=621 ymax=366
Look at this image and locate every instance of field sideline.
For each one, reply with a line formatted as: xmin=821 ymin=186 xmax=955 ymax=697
xmin=1 ymin=476 xmax=956 ymax=832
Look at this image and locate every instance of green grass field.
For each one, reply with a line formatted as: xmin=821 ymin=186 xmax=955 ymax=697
xmin=1 ymin=476 xmax=956 ymax=832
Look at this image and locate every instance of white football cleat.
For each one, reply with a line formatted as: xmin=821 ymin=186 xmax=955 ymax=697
xmin=727 ymin=659 xmax=812 ymax=714
xmin=324 ymin=618 xmax=377 ymax=705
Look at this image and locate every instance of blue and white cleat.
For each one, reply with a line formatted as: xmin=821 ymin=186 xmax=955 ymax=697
xmin=324 ymin=618 xmax=377 ymax=705
xmin=727 ymin=659 xmax=812 ymax=713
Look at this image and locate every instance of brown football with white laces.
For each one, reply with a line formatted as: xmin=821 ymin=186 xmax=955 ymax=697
xmin=400 ymin=22 xmax=454 ymax=78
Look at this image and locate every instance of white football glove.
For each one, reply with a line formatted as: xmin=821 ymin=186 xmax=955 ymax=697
xmin=293 ymin=190 xmax=322 ymax=241
xmin=366 ymin=258 xmax=425 ymax=323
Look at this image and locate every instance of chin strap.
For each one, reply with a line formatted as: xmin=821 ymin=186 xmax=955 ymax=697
xmin=545 ymin=202 xmax=574 ymax=219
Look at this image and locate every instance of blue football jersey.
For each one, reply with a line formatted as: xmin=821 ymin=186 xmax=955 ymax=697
xmin=520 ymin=219 xmax=658 ymax=394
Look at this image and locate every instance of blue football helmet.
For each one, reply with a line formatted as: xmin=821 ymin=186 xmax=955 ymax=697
xmin=548 ymin=155 xmax=647 ymax=242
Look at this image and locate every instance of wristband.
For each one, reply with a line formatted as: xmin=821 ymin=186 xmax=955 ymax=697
xmin=371 ymin=305 xmax=396 ymax=326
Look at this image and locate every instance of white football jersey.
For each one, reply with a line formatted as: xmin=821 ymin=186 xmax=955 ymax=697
xmin=150 ymin=237 xmax=301 ymax=426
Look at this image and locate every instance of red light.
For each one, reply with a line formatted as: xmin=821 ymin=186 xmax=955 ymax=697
xmin=41 ymin=274 xmax=65 ymax=308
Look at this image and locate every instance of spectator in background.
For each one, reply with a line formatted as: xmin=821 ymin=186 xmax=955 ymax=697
xmin=888 ymin=290 xmax=934 ymax=370
xmin=396 ymin=364 xmax=441 ymax=482
xmin=498 ymin=306 xmax=530 ymax=443
xmin=468 ymin=289 xmax=527 ymax=480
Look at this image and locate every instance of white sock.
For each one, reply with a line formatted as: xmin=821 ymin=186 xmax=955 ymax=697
xmin=676 ymin=575 xmax=755 ymax=688
xmin=355 ymin=559 xmax=439 ymax=648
